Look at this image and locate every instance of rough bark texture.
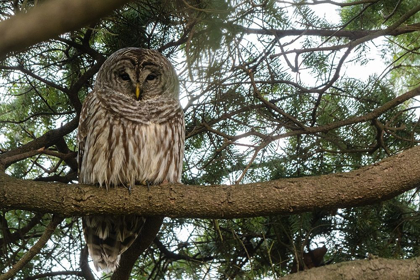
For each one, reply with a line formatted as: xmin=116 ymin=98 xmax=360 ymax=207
xmin=1 ymin=145 xmax=420 ymax=218
xmin=282 ymin=257 xmax=420 ymax=280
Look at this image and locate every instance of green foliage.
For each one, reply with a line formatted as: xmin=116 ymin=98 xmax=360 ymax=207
xmin=338 ymin=196 xmax=420 ymax=260
xmin=1 ymin=0 xmax=420 ymax=279
xmin=1 ymin=211 xmax=81 ymax=278
xmin=341 ymin=0 xmax=420 ymax=30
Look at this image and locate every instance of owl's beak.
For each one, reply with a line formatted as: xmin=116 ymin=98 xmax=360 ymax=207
xmin=135 ymin=83 xmax=141 ymax=100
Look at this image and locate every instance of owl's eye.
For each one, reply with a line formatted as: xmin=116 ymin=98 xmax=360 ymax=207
xmin=146 ymin=74 xmax=157 ymax=81
xmin=120 ymin=73 xmax=130 ymax=81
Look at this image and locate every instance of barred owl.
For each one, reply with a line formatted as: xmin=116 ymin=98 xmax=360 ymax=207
xmin=77 ymin=48 xmax=184 ymax=272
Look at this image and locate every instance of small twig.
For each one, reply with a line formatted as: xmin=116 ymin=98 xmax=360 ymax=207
xmin=382 ymin=0 xmax=402 ymax=23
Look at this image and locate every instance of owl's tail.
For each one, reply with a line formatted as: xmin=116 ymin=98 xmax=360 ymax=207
xmin=82 ymin=215 xmax=146 ymax=272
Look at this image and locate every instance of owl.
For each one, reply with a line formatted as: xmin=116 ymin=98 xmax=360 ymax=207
xmin=77 ymin=48 xmax=184 ymax=272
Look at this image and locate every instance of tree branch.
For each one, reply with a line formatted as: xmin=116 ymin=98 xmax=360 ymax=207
xmin=0 ymin=0 xmax=131 ymax=60
xmin=154 ymin=238 xmax=214 ymax=262
xmin=0 ymin=117 xmax=79 ymax=170
xmin=111 ymin=217 xmax=164 ymax=280
xmin=79 ymin=246 xmax=95 ymax=280
xmin=0 ymin=213 xmax=43 ymax=249
xmin=0 ymin=215 xmax=63 ymax=280
xmin=23 ymin=271 xmax=83 ymax=280
xmin=271 ymin=83 xmax=420 ymax=140
xmin=1 ymin=145 xmax=420 ymax=218
xmin=281 ymin=257 xmax=420 ymax=280
xmin=278 ymin=0 xmax=379 ymax=7
xmin=241 ymin=23 xmax=420 ymax=40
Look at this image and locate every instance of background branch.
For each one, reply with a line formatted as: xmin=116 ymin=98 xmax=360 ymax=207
xmin=0 ymin=215 xmax=63 ymax=280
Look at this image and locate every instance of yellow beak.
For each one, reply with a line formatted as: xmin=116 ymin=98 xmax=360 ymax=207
xmin=135 ymin=83 xmax=141 ymax=100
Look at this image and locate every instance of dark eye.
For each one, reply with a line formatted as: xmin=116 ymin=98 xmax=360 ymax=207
xmin=146 ymin=74 xmax=157 ymax=81
xmin=120 ymin=73 xmax=130 ymax=81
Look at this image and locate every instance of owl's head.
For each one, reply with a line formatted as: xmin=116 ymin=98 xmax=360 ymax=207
xmin=95 ymin=48 xmax=179 ymax=101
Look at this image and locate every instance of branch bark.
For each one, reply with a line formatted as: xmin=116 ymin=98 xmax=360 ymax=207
xmin=281 ymin=257 xmax=420 ymax=280
xmin=0 ymin=0 xmax=131 ymax=60
xmin=1 ymin=145 xmax=420 ymax=218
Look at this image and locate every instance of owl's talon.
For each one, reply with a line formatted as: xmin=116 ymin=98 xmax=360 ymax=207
xmin=128 ymin=185 xmax=132 ymax=194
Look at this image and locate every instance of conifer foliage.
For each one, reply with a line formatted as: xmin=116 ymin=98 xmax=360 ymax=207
xmin=1 ymin=0 xmax=420 ymax=279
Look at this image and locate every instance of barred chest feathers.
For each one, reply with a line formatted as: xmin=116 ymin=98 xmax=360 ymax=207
xmin=78 ymin=90 xmax=185 ymax=188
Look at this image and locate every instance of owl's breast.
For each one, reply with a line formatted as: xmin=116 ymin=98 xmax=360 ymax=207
xmin=79 ymin=102 xmax=184 ymax=188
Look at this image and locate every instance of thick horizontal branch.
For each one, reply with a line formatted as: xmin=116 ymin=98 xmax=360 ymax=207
xmin=1 ymin=145 xmax=420 ymax=218
xmin=282 ymin=257 xmax=420 ymax=280
xmin=0 ymin=0 xmax=130 ymax=60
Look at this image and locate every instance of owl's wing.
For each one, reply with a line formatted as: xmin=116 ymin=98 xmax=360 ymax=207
xmin=77 ymin=91 xmax=96 ymax=174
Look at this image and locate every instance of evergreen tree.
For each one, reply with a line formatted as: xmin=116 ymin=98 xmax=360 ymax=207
xmin=1 ymin=0 xmax=420 ymax=279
